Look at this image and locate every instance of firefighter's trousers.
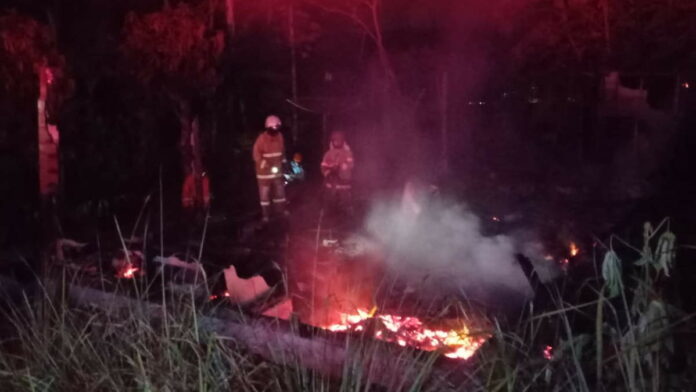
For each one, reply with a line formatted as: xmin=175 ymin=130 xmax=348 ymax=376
xmin=324 ymin=183 xmax=352 ymax=215
xmin=257 ymin=177 xmax=286 ymax=219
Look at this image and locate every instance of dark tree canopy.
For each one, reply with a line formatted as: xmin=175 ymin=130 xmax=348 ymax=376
xmin=121 ymin=2 xmax=224 ymax=99
xmin=510 ymin=0 xmax=696 ymax=77
xmin=0 ymin=11 xmax=56 ymax=92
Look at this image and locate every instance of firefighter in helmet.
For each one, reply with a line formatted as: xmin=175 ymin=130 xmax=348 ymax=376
xmin=321 ymin=131 xmax=354 ymax=214
xmin=253 ymin=115 xmax=288 ymax=222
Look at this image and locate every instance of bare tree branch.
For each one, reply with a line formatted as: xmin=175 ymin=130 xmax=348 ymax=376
xmin=303 ymin=0 xmax=395 ymax=83
xmin=303 ymin=0 xmax=378 ymax=42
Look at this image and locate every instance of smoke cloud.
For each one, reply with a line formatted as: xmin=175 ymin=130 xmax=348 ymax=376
xmin=315 ymin=0 xmax=556 ymax=312
xmin=365 ymin=190 xmax=535 ymax=311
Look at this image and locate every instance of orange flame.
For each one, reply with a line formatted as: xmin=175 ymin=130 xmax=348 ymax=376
xmin=569 ymin=242 xmax=579 ymax=257
xmin=209 ymin=291 xmax=232 ymax=300
xmin=117 ymin=265 xmax=139 ymax=279
xmin=322 ymin=309 xmax=487 ymax=360
xmin=543 ymin=345 xmax=554 ymax=360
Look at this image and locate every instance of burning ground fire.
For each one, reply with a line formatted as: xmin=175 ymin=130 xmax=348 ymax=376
xmin=115 ymin=264 xmax=140 ymax=279
xmin=113 ymin=250 xmax=144 ymax=279
xmin=321 ymin=308 xmax=488 ymax=360
xmin=209 ymin=291 xmax=231 ymax=300
xmin=119 ymin=266 xmax=139 ymax=279
xmin=543 ymin=242 xmax=581 ymax=266
xmin=569 ymin=242 xmax=579 ymax=257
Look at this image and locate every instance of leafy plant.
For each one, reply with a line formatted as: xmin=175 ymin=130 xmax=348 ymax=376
xmin=602 ymin=250 xmax=623 ymax=298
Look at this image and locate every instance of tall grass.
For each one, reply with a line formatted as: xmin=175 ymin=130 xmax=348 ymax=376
xmin=469 ymin=219 xmax=694 ymax=392
xmin=1 ymin=219 xmax=693 ymax=391
xmin=0 ymin=281 xmax=449 ymax=391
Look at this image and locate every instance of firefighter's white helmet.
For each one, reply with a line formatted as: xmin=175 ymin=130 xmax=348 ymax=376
xmin=265 ymin=115 xmax=282 ymax=130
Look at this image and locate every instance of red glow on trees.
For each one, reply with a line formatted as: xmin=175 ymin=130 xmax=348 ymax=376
xmin=122 ymin=3 xmax=224 ymax=210
xmin=0 ymin=11 xmax=70 ymax=198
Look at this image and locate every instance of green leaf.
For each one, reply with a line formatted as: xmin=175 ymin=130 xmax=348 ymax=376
xmin=602 ymin=250 xmax=622 ymax=298
xmin=655 ymin=232 xmax=676 ymax=277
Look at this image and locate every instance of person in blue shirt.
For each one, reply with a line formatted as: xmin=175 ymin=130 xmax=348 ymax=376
xmin=284 ymin=152 xmax=305 ymax=184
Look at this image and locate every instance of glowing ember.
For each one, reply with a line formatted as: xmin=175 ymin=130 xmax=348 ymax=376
xmin=569 ymin=242 xmax=579 ymax=257
xmin=112 ymin=250 xmax=144 ymax=279
xmin=117 ymin=265 xmax=139 ymax=279
xmin=209 ymin=291 xmax=232 ymax=300
xmin=543 ymin=345 xmax=554 ymax=360
xmin=322 ymin=309 xmax=487 ymax=360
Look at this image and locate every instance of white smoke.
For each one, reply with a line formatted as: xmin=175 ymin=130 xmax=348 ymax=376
xmin=365 ymin=192 xmax=535 ymax=309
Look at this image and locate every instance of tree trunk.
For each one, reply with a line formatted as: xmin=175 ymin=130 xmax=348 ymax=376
xmin=192 ymin=117 xmax=204 ymax=207
xmin=289 ymin=3 xmax=299 ymax=143
xmin=440 ymin=71 xmax=449 ymax=174
xmin=224 ymin=0 xmax=235 ymax=38
xmin=36 ymin=64 xmax=61 ymax=298
xmin=179 ymin=101 xmax=205 ymax=210
xmin=560 ymin=0 xmax=583 ymax=62
xmin=179 ymin=101 xmax=193 ymax=171
xmin=369 ymin=0 xmax=396 ymax=86
xmin=602 ymin=0 xmax=611 ymax=54
xmin=673 ymin=74 xmax=681 ymax=115
xmin=37 ymin=65 xmax=59 ymax=198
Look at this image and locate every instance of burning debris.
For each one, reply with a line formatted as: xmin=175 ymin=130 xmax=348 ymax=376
xmin=569 ymin=242 xmax=579 ymax=257
xmin=322 ymin=308 xmax=488 ymax=360
xmin=209 ymin=291 xmax=231 ymax=300
xmin=285 ymin=226 xmax=492 ymax=361
xmin=112 ymin=250 xmax=144 ymax=279
xmin=543 ymin=345 xmax=554 ymax=361
xmin=119 ymin=266 xmax=140 ymax=279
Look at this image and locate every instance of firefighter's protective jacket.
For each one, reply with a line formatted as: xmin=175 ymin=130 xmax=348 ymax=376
xmin=182 ymin=173 xmax=210 ymax=208
xmin=253 ymin=131 xmax=286 ymax=182
xmin=321 ymin=143 xmax=353 ymax=188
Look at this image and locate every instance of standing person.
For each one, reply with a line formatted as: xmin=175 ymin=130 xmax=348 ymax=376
xmin=284 ymin=152 xmax=305 ymax=184
xmin=253 ymin=115 xmax=288 ymax=222
xmin=321 ymin=131 xmax=354 ymax=215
